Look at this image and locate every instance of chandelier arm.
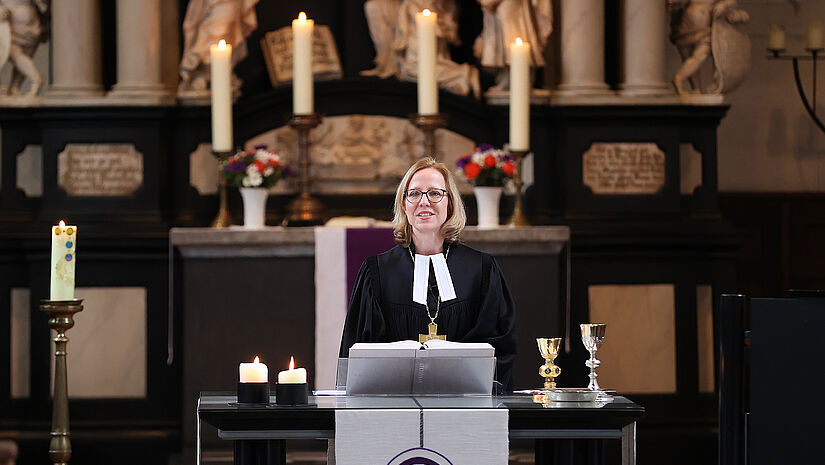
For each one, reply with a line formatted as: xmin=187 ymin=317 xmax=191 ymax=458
xmin=792 ymin=57 xmax=825 ymax=134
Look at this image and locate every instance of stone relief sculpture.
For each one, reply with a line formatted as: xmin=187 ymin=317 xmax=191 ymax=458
xmin=363 ymin=0 xmax=480 ymax=98
xmin=668 ymin=0 xmax=751 ymax=96
xmin=474 ymin=0 xmax=552 ymax=92
xmin=361 ymin=0 xmax=401 ymax=78
xmin=178 ymin=0 xmax=259 ymax=100
xmin=0 ymin=0 xmax=48 ymax=98
xmin=241 ymin=115 xmax=476 ymax=194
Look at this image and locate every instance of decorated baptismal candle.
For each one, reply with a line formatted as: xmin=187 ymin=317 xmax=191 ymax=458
xmin=239 ymin=356 xmax=268 ymax=383
xmin=50 ymin=220 xmax=77 ymax=300
xmin=278 ymin=356 xmax=307 ymax=384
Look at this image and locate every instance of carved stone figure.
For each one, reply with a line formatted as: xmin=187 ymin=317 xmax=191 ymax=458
xmin=361 ymin=0 xmax=401 ymax=78
xmin=394 ymin=0 xmax=481 ymax=98
xmin=0 ymin=0 xmax=48 ymax=97
xmin=178 ymin=0 xmax=259 ymax=96
xmin=474 ymin=0 xmax=552 ymax=91
xmin=668 ymin=0 xmax=750 ymax=95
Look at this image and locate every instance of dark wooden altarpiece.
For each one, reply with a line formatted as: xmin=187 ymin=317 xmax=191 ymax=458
xmin=0 ymin=1 xmax=758 ymax=465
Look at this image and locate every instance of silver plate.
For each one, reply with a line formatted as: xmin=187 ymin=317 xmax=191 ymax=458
xmin=545 ymin=388 xmax=600 ymax=402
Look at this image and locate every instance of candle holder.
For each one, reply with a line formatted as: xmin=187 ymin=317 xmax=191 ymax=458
xmin=237 ymin=382 xmax=270 ymax=404
xmin=275 ymin=383 xmax=308 ymax=406
xmin=284 ymin=113 xmax=325 ymax=226
xmin=507 ymin=149 xmax=530 ymax=226
xmin=409 ymin=113 xmax=447 ymax=159
xmin=767 ymin=48 xmax=825 ymax=134
xmin=40 ymin=298 xmax=83 ymax=465
xmin=211 ymin=150 xmax=232 ymax=228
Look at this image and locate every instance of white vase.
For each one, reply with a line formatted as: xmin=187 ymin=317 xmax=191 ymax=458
xmin=474 ymin=186 xmax=502 ymax=229
xmin=239 ymin=187 xmax=268 ymax=229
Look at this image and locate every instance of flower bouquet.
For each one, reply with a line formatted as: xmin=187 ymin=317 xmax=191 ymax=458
xmin=455 ymin=144 xmax=516 ymax=229
xmin=222 ymin=145 xmax=292 ymax=188
xmin=455 ymin=144 xmax=516 ymax=187
xmin=222 ymin=145 xmax=292 ymax=229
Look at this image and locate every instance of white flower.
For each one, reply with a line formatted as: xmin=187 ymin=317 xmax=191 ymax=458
xmin=254 ymin=149 xmax=270 ymax=162
xmin=244 ymin=165 xmax=263 ymax=187
xmin=264 ymin=166 xmax=274 ymax=177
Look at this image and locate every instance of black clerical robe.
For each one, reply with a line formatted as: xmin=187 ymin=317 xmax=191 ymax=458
xmin=339 ymin=242 xmax=518 ymax=392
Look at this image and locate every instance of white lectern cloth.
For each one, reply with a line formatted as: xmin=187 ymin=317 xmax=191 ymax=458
xmin=335 ymin=408 xmax=508 ymax=465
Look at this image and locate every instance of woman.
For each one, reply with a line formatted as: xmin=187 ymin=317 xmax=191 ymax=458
xmin=339 ymin=157 xmax=517 ymax=391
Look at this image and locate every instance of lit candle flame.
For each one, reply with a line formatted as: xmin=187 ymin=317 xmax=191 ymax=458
xmin=298 ymin=12 xmax=307 ymax=23
xmin=422 ymin=9 xmax=431 ymax=16
xmin=515 ymin=37 xmax=524 ymax=46
xmin=217 ymin=39 xmax=227 ymax=49
xmin=253 ymin=355 xmax=260 ymax=364
xmin=58 ymin=220 xmax=66 ymax=228
xmin=288 ymin=356 xmax=295 ymax=370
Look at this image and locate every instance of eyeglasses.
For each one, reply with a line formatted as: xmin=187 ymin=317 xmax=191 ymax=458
xmin=405 ymin=189 xmax=448 ymax=204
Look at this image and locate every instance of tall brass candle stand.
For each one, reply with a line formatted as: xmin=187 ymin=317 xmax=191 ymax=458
xmin=40 ymin=299 xmax=83 ymax=465
xmin=284 ymin=113 xmax=325 ymax=226
xmin=409 ymin=113 xmax=447 ymax=159
xmin=507 ymin=149 xmax=530 ymax=226
xmin=211 ymin=150 xmax=232 ymax=228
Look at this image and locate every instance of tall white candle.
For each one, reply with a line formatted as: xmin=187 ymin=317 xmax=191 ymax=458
xmin=767 ymin=24 xmax=786 ymax=51
xmin=210 ymin=39 xmax=233 ymax=152
xmin=509 ymin=37 xmax=530 ymax=151
xmin=416 ymin=9 xmax=438 ymax=115
xmin=50 ymin=220 xmax=77 ymax=300
xmin=292 ymin=12 xmax=314 ymax=115
xmin=808 ymin=21 xmax=824 ymax=50
xmin=239 ymin=356 xmax=268 ymax=383
xmin=278 ymin=356 xmax=307 ymax=384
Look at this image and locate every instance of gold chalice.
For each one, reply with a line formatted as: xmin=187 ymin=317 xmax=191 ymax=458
xmin=537 ymin=337 xmax=562 ymax=390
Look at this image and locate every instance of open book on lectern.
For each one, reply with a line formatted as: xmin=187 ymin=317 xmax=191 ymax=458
xmin=342 ymin=340 xmax=496 ymax=395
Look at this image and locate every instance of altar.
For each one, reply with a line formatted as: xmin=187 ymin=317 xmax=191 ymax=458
xmin=171 ymin=225 xmax=570 ymax=455
xmin=197 ymin=392 xmax=644 ymax=465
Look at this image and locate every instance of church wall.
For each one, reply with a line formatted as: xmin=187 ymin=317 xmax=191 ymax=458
xmin=685 ymin=0 xmax=825 ymax=192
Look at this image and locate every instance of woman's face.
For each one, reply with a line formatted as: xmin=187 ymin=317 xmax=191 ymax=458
xmin=404 ymin=167 xmax=450 ymax=238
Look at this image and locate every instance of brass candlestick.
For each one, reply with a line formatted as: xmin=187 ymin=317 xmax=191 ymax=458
xmin=41 ymin=299 xmax=83 ymax=465
xmin=409 ymin=113 xmax=447 ymax=159
xmin=507 ymin=149 xmax=530 ymax=226
xmin=284 ymin=113 xmax=325 ymax=226
xmin=211 ymin=150 xmax=232 ymax=228
xmin=537 ymin=337 xmax=562 ymax=390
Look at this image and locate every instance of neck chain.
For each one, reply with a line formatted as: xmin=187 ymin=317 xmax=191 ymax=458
xmin=409 ymin=243 xmax=451 ymax=325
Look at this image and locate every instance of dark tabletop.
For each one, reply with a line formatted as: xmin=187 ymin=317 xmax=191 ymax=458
xmin=198 ymin=392 xmax=645 ymax=437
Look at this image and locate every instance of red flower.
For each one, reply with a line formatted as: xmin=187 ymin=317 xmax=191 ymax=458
xmin=484 ymin=155 xmax=497 ymax=168
xmin=270 ymin=159 xmax=280 ymax=168
xmin=464 ymin=162 xmax=481 ymax=179
xmin=502 ymin=161 xmax=516 ymax=177
xmin=253 ymin=160 xmax=265 ymax=172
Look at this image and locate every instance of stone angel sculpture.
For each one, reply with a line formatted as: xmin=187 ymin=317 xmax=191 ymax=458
xmin=361 ymin=0 xmax=401 ymax=78
xmin=0 ymin=0 xmax=49 ymax=98
xmin=668 ymin=0 xmax=751 ymax=96
xmin=178 ymin=0 xmax=259 ymax=98
xmin=474 ymin=0 xmax=552 ymax=92
xmin=363 ymin=0 xmax=480 ymax=98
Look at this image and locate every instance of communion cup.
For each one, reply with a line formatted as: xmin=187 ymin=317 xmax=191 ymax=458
xmin=580 ymin=323 xmax=606 ymax=391
xmin=536 ymin=337 xmax=562 ymax=390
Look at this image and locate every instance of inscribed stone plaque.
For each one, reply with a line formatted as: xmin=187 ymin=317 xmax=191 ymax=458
xmin=57 ymin=144 xmax=143 ymax=196
xmin=582 ymin=143 xmax=665 ymax=195
xmin=261 ymin=25 xmax=342 ymax=86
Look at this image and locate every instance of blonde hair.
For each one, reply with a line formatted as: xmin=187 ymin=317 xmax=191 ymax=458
xmin=392 ymin=157 xmax=466 ymax=247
